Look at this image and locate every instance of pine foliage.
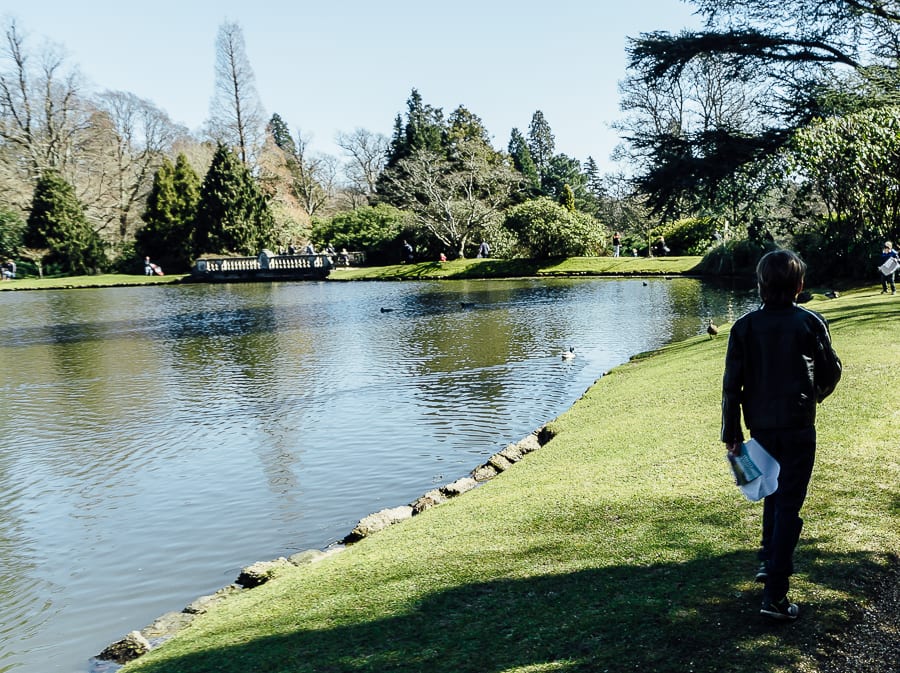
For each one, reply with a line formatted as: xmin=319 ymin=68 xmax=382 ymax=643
xmin=194 ymin=143 xmax=274 ymax=256
xmin=25 ymin=170 xmax=105 ymax=274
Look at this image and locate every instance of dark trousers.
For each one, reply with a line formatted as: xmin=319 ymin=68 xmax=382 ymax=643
xmin=882 ymin=272 xmax=896 ymax=293
xmin=752 ymin=427 xmax=816 ymax=600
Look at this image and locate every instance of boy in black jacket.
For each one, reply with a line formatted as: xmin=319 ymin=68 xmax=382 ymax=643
xmin=721 ymin=249 xmax=842 ymax=620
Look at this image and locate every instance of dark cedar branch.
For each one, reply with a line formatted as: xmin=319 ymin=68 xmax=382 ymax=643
xmin=628 ymin=30 xmax=862 ymax=83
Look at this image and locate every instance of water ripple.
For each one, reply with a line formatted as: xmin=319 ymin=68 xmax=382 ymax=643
xmin=0 ymin=278 xmax=758 ymax=672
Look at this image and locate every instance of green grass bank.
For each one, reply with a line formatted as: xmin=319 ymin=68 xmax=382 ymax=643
xmin=121 ymin=287 xmax=898 ymax=673
xmin=329 ymin=255 xmax=702 ymax=280
xmin=0 ymin=256 xmax=703 ymax=291
xmin=0 ymin=273 xmax=185 ymax=291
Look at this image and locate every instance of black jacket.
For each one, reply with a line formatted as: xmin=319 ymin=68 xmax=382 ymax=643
xmin=721 ymin=303 xmax=842 ymax=442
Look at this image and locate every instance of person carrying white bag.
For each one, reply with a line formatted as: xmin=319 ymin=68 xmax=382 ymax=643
xmin=878 ymin=241 xmax=899 ymax=294
xmin=721 ymin=250 xmax=842 ymax=621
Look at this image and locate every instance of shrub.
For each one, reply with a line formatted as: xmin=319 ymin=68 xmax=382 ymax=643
xmin=504 ymin=197 xmax=604 ymax=259
xmin=695 ymin=238 xmax=778 ymax=277
xmin=653 ymin=217 xmax=718 ymax=256
xmin=311 ymin=204 xmax=406 ymax=264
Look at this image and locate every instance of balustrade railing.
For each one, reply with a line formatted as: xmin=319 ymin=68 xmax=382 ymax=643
xmin=191 ymin=250 xmax=365 ymax=280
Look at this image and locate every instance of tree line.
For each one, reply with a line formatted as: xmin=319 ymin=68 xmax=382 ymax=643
xmin=622 ymin=0 xmax=900 ymax=279
xmin=0 ymin=19 xmax=628 ymax=277
xmin=5 ymin=2 xmax=900 ymax=281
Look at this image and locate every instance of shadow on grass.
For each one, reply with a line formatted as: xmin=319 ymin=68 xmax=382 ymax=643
xmin=445 ymin=259 xmax=545 ymax=278
xmin=821 ymin=296 xmax=900 ymax=331
xmin=132 ymin=549 xmax=894 ymax=673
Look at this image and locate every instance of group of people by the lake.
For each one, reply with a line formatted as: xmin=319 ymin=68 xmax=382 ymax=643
xmin=403 ymin=239 xmax=490 ymax=264
xmin=278 ymin=243 xmax=352 ymax=266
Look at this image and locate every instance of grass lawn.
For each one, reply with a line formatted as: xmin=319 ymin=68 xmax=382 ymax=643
xmin=0 ymin=273 xmax=188 ymax=291
xmin=330 ymin=256 xmax=703 ymax=281
xmin=122 ymin=287 xmax=898 ymax=673
xmin=0 ymin=257 xmax=701 ymax=291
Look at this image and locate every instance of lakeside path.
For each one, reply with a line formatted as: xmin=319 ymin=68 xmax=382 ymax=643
xmin=120 ymin=287 xmax=899 ymax=673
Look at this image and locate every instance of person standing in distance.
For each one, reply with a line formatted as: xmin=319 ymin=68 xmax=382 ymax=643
xmin=879 ymin=241 xmax=898 ymax=294
xmin=721 ymin=249 xmax=842 ymax=620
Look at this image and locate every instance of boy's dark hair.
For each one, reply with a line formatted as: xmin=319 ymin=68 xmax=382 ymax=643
xmin=757 ymin=249 xmax=806 ymax=306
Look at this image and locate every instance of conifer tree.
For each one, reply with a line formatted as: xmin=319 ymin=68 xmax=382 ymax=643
xmin=267 ymin=113 xmax=296 ymax=156
xmin=137 ymin=153 xmax=201 ymax=271
xmin=583 ymin=157 xmax=604 ymax=198
xmin=507 ymin=128 xmax=540 ymax=195
xmin=527 ymin=110 xmax=556 ymax=181
xmin=383 ymin=89 xmax=445 ymax=169
xmin=25 ymin=170 xmax=105 ymax=275
xmin=194 ymin=143 xmax=274 ymax=256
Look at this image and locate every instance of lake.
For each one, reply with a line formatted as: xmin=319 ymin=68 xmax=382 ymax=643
xmin=0 ymin=277 xmax=758 ymax=672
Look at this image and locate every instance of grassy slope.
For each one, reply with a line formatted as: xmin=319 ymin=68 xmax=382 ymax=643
xmin=124 ymin=288 xmax=898 ymax=673
xmin=329 ymin=256 xmax=702 ymax=280
xmin=0 ymin=258 xmax=700 ymax=291
xmin=0 ymin=274 xmax=187 ymax=291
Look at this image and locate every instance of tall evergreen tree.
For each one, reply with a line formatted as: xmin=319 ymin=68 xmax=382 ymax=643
xmin=378 ymin=89 xmax=448 ymax=204
xmin=267 ymin=113 xmax=296 ymax=156
xmin=138 ymin=156 xmax=176 ymax=251
xmin=446 ymin=106 xmax=492 ymax=149
xmin=583 ymin=157 xmax=604 ymax=198
xmin=25 ymin=170 xmax=105 ymax=274
xmin=527 ymin=110 xmax=556 ymax=181
xmin=383 ymin=89 xmax=445 ymax=169
xmin=137 ymin=153 xmax=201 ymax=271
xmin=543 ymin=154 xmax=590 ymax=206
xmin=580 ymin=156 xmax=606 ymax=217
xmin=194 ymin=143 xmax=274 ymax=256
xmin=405 ymin=89 xmax=444 ymax=155
xmin=507 ymin=127 xmax=540 ymax=195
xmin=386 ymin=114 xmax=405 ymax=167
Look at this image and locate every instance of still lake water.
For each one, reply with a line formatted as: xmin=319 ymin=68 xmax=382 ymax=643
xmin=0 ymin=277 xmax=758 ymax=672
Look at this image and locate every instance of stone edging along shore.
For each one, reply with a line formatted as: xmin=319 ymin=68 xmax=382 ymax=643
xmin=96 ymin=423 xmax=560 ymax=666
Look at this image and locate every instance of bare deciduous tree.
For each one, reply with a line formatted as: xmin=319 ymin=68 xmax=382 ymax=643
xmin=82 ymin=91 xmax=187 ymax=246
xmin=335 ymin=127 xmax=388 ymax=198
xmin=0 ymin=18 xmax=88 ymax=202
xmin=205 ymin=21 xmax=265 ymax=167
xmin=292 ymin=132 xmax=337 ymax=217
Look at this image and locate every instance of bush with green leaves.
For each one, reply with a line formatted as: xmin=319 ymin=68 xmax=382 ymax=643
xmin=310 ymin=204 xmax=406 ymax=264
xmin=504 ymin=197 xmax=604 ymax=259
xmin=695 ymin=238 xmax=777 ymax=277
xmin=0 ymin=207 xmax=25 ymax=258
xmin=652 ymin=217 xmax=719 ymax=256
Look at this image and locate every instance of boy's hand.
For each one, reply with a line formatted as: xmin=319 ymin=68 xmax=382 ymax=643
xmin=725 ymin=441 xmax=741 ymax=456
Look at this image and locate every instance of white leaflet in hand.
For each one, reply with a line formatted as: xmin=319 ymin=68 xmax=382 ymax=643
xmin=739 ymin=438 xmax=780 ymax=501
xmin=878 ymin=256 xmax=899 ymax=276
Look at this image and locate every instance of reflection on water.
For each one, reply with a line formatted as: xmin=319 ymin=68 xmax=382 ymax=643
xmin=0 ymin=278 xmax=758 ymax=672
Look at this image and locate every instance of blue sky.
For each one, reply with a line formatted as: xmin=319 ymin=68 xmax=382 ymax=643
xmin=4 ymin=1 xmax=700 ymax=172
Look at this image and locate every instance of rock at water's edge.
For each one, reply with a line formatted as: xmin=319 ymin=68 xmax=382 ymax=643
xmin=97 ymin=631 xmax=151 ymax=664
xmin=237 ymin=558 xmax=291 ymax=588
xmin=344 ymin=505 xmax=414 ymax=542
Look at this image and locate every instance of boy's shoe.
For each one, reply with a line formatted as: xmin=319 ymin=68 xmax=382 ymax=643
xmin=760 ymin=596 xmax=799 ymax=621
xmin=755 ymin=563 xmax=768 ymax=583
